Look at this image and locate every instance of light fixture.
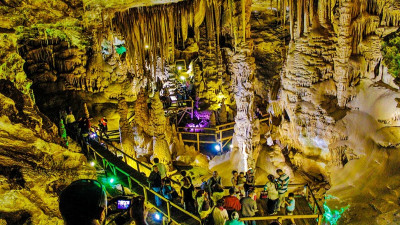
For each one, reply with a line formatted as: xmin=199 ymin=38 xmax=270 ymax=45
xmin=145 ymin=45 xmax=149 ymax=49
xmin=153 ymin=212 xmax=162 ymax=221
xmin=229 ymin=144 xmax=233 ymax=149
xmin=215 ymin=145 xmax=221 ymax=151
xmin=180 ymin=76 xmax=185 ymax=81
xmin=90 ymin=161 xmax=95 ymax=167
xmin=109 ymin=178 xmax=114 ymax=184
xmin=177 ymin=66 xmax=182 ymax=71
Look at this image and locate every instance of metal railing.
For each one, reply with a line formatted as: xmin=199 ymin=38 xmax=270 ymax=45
xmin=68 ymin=130 xmax=201 ymax=224
xmin=176 ymin=116 xmax=270 ymax=151
xmin=237 ymin=184 xmax=323 ymax=225
xmin=85 ymin=144 xmax=202 ymax=225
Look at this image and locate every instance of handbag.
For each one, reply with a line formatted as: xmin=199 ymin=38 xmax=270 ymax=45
xmin=260 ymin=191 xmax=268 ymax=199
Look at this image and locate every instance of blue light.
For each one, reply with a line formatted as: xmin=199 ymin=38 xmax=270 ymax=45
xmin=154 ymin=212 xmax=162 ymax=221
xmin=215 ymin=145 xmax=221 ymax=151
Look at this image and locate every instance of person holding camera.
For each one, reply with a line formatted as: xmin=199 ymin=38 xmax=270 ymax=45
xmin=59 ymin=179 xmax=149 ymax=225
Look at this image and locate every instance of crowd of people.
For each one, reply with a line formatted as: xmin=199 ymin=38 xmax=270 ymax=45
xmin=146 ymin=160 xmax=296 ymax=225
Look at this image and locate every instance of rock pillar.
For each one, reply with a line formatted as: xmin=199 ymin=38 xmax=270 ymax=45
xmin=334 ymin=1 xmax=353 ymax=107
xmin=226 ymin=45 xmax=256 ymax=171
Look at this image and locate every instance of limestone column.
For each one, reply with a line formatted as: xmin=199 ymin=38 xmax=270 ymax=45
xmin=334 ymin=1 xmax=353 ymax=107
xmin=226 ymin=45 xmax=256 ymax=171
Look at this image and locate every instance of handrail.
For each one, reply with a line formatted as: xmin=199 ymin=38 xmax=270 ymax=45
xmin=307 ymin=184 xmax=324 ymax=216
xmin=103 ymin=140 xmax=181 ymax=186
xmin=68 ymin=130 xmax=201 ymax=225
xmin=85 ymin=145 xmax=202 ymax=224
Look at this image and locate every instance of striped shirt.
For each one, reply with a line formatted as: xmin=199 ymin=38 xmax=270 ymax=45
xmin=277 ymin=173 xmax=290 ymax=194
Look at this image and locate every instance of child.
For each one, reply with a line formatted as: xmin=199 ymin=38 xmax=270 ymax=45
xmin=285 ymin=193 xmax=296 ymax=225
xmin=237 ymin=172 xmax=246 ymax=197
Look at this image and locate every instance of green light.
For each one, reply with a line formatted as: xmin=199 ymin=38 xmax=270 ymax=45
xmin=109 ymin=178 xmax=114 ymax=184
xmin=116 ymin=46 xmax=126 ymax=55
xmin=322 ymin=195 xmax=350 ymax=225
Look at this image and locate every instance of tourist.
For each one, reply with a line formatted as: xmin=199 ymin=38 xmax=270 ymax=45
xmin=225 ymin=211 xmax=244 ymax=225
xmin=276 ymin=169 xmax=290 ymax=210
xmin=237 ymin=172 xmax=246 ymax=197
xmin=231 ymin=170 xmax=239 ymax=193
xmin=244 ymin=169 xmax=255 ymax=195
xmin=59 ymin=179 xmax=107 ymax=225
xmin=180 ymin=170 xmax=192 ymax=185
xmin=285 ymin=193 xmax=296 ymax=225
xmin=224 ymin=188 xmax=241 ymax=217
xmin=162 ymin=178 xmax=178 ymax=202
xmin=181 ymin=177 xmax=196 ymax=214
xmin=240 ymin=189 xmax=258 ymax=225
xmin=264 ymin=174 xmax=279 ymax=215
xmin=153 ymin=158 xmax=167 ymax=179
xmin=148 ymin=165 xmax=162 ymax=207
xmin=212 ymin=199 xmax=229 ymax=225
xmin=99 ymin=116 xmax=108 ymax=138
xmin=196 ymin=189 xmax=211 ymax=219
xmin=65 ymin=110 xmax=76 ymax=131
xmin=212 ymin=184 xmax=225 ymax=206
xmin=207 ymin=171 xmax=222 ymax=194
xmin=255 ymin=107 xmax=263 ymax=119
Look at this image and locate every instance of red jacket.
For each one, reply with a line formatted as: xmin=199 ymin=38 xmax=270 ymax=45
xmin=224 ymin=195 xmax=241 ymax=211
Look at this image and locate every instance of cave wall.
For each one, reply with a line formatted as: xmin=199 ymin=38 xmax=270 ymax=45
xmin=275 ymin=0 xmax=400 ymax=224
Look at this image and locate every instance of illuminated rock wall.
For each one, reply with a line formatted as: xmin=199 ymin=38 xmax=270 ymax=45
xmin=276 ymin=0 xmax=400 ymax=223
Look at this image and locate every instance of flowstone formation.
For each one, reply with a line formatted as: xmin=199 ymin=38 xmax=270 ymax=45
xmin=273 ymin=0 xmax=400 ymax=224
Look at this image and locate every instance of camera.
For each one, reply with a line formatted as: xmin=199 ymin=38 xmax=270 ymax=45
xmin=117 ymin=199 xmax=131 ymax=210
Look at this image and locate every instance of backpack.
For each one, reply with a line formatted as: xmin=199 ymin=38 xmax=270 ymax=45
xmin=201 ymin=198 xmax=210 ymax=211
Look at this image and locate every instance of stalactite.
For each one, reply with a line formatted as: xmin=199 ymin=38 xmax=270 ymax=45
xmin=241 ymin=0 xmax=246 ymax=43
xmin=289 ymin=0 xmax=294 ymax=39
xmin=296 ymin=0 xmax=302 ymax=38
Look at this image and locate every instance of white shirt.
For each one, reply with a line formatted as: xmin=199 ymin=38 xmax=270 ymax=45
xmin=212 ymin=207 xmax=229 ymax=225
xmin=264 ymin=181 xmax=279 ymax=200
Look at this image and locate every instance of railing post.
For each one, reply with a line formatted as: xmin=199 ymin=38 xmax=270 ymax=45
xmin=196 ymin=133 xmax=200 ymax=151
xmin=219 ymin=131 xmax=223 ymax=151
xmin=318 ymin=214 xmax=323 ymax=225
xmin=167 ymin=201 xmax=171 ymax=222
xmin=143 ymin=186 xmax=148 ymax=202
xmin=128 ymin=177 xmax=132 ymax=189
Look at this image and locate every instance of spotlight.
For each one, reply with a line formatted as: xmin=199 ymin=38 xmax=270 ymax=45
xmin=90 ymin=161 xmax=95 ymax=167
xmin=215 ymin=145 xmax=221 ymax=151
xmin=177 ymin=66 xmax=182 ymax=71
xmin=109 ymin=178 xmax=115 ymax=184
xmin=145 ymin=45 xmax=149 ymax=49
xmin=229 ymin=144 xmax=233 ymax=149
xmin=90 ymin=132 xmax=97 ymax=139
xmin=153 ymin=212 xmax=162 ymax=221
xmin=180 ymin=76 xmax=185 ymax=81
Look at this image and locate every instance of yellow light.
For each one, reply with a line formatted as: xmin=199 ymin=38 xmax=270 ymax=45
xmin=90 ymin=161 xmax=95 ymax=167
xmin=145 ymin=45 xmax=149 ymax=49
xmin=180 ymin=76 xmax=185 ymax=81
xmin=177 ymin=66 xmax=182 ymax=71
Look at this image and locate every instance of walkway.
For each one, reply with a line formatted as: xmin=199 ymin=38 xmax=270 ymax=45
xmin=68 ymin=130 xmax=201 ymax=225
xmin=68 ymin=125 xmax=323 ymax=225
